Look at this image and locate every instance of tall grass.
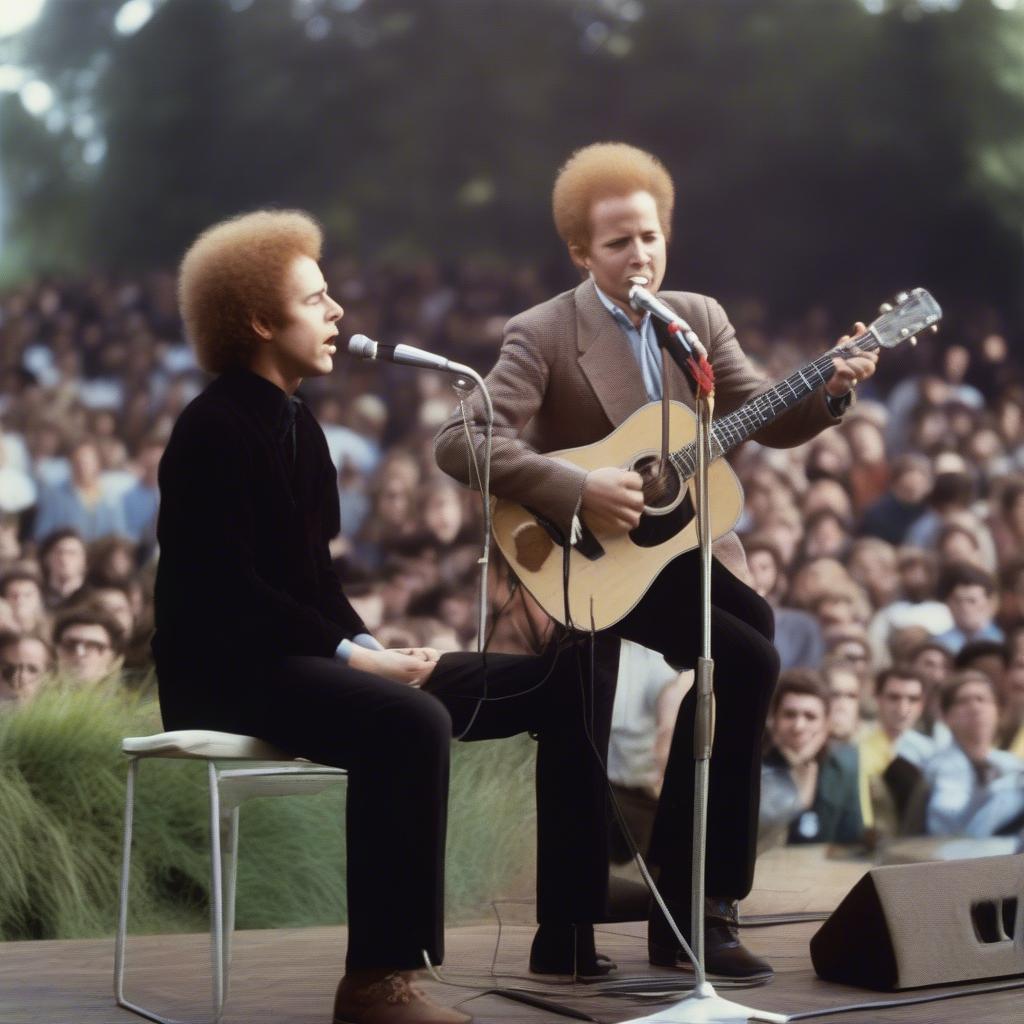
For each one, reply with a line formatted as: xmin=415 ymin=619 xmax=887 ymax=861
xmin=0 ymin=686 xmax=537 ymax=940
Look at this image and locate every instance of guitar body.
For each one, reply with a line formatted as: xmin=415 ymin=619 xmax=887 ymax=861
xmin=491 ymin=401 xmax=744 ymax=631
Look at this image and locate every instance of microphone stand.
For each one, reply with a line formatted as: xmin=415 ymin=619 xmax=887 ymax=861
xmin=449 ymin=367 xmax=494 ymax=653
xmin=620 ymin=344 xmax=785 ymax=1024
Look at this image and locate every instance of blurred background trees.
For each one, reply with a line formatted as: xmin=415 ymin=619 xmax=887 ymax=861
xmin=1 ymin=0 xmax=1022 ymax=325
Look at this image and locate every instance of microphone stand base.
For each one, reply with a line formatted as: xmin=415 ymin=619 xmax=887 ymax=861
xmin=616 ymin=981 xmax=790 ymax=1024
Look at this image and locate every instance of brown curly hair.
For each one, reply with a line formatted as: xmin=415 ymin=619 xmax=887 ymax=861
xmin=178 ymin=209 xmax=323 ymax=374
xmin=551 ymin=142 xmax=675 ymax=251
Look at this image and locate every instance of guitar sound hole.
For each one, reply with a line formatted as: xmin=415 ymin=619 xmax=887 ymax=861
xmin=632 ymin=454 xmax=682 ymax=512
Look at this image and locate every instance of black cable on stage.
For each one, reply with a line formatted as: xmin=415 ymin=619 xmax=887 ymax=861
xmin=769 ymin=976 xmax=1024 ymax=1022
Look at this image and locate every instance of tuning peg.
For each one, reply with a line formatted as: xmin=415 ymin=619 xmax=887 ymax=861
xmin=895 ymin=291 xmax=909 ymax=303
xmin=930 ymin=324 xmax=939 ymax=333
xmin=910 ymin=337 xmax=918 ymax=347
xmin=879 ymin=302 xmax=893 ymax=314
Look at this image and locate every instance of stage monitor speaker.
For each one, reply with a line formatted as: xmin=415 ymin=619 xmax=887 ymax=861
xmin=810 ymin=853 xmax=1024 ymax=990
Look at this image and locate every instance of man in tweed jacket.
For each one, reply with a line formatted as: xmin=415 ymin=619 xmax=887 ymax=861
xmin=434 ymin=143 xmax=879 ymax=980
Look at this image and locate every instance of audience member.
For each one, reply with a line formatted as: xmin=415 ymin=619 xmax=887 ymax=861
xmin=904 ymin=471 xmax=975 ymax=551
xmin=935 ymin=563 xmax=1004 ymax=655
xmin=0 ymin=631 xmax=53 ymax=704
xmin=857 ymin=668 xmax=932 ymax=834
xmin=760 ymin=670 xmax=863 ymax=847
xmin=865 ymin=548 xmax=952 ymax=667
xmin=860 ymin=454 xmax=932 ymax=544
xmin=990 ymin=477 xmax=1024 ymax=565
xmin=822 ymin=658 xmax=863 ymax=743
xmin=846 ymin=537 xmax=900 ymax=612
xmin=0 ymin=568 xmax=49 ymax=638
xmin=52 ymin=607 xmax=124 ymax=685
xmin=38 ymin=530 xmax=88 ymax=608
xmin=843 ymin=415 xmax=890 ymax=513
xmin=907 ymin=639 xmax=954 ymax=744
xmin=121 ymin=436 xmax=164 ymax=553
xmin=33 ymin=437 xmax=126 ymax=542
xmin=905 ymin=671 xmax=1024 ymax=838
xmin=744 ymin=536 xmax=824 ymax=670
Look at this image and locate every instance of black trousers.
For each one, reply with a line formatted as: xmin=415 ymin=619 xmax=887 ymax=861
xmin=610 ymin=549 xmax=779 ymax=940
xmin=185 ymin=548 xmax=775 ymax=966
xmin=424 ymin=643 xmax=616 ymax=925
xmin=219 ymin=657 xmax=453 ymax=971
xmin=433 ymin=547 xmax=778 ymax=938
xmin=214 ymin=646 xmax=610 ymax=971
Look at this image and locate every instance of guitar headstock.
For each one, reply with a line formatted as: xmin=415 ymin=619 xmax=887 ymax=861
xmin=869 ymin=288 xmax=942 ymax=349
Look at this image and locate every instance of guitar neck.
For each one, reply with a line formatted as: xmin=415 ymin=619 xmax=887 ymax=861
xmin=670 ymin=330 xmax=880 ymax=478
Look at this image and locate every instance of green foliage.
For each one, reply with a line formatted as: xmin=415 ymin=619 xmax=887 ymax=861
xmin=0 ymin=686 xmax=537 ymax=940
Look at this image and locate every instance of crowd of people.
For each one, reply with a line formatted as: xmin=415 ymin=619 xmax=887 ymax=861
xmin=1 ymin=264 xmax=1022 ymax=850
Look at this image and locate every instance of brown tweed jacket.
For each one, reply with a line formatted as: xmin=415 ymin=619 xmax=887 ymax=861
xmin=434 ymin=278 xmax=839 ymax=576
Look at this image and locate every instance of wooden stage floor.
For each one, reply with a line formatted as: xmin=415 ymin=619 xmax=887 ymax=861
xmin=3 ymin=917 xmax=1021 ymax=1024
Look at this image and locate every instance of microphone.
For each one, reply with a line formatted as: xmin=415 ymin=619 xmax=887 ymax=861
xmin=628 ymin=284 xmax=706 ymax=358
xmin=348 ymin=334 xmax=468 ymax=373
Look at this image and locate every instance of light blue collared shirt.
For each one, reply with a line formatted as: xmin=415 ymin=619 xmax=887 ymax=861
xmin=593 ymin=282 xmax=663 ymax=401
xmin=335 ymin=633 xmax=385 ymax=662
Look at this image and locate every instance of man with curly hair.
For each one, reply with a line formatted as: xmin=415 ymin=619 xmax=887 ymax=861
xmin=157 ymin=209 xmax=621 ymax=1023
xmin=156 ymin=210 xmax=470 ymax=1024
xmin=435 ymin=142 xmax=881 ymax=981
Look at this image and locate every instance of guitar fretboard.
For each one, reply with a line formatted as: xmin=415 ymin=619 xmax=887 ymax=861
xmin=669 ymin=331 xmax=879 ymax=479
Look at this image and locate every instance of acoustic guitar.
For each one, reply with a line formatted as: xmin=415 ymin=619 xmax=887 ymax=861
xmin=490 ymin=288 xmax=942 ymax=630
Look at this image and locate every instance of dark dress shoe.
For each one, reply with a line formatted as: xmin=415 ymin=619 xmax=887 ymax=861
xmin=529 ymin=922 xmax=618 ymax=977
xmin=648 ymin=898 xmax=774 ymax=982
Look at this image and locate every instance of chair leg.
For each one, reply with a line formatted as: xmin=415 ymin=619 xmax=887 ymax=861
xmin=219 ymin=804 xmax=240 ymax=992
xmin=114 ymin=760 xmax=182 ymax=1024
xmin=208 ymin=761 xmax=226 ymax=1023
xmin=114 ymin=756 xmax=138 ymax=1008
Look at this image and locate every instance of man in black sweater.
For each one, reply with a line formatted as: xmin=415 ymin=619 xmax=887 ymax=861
xmin=156 ymin=210 xmax=474 ymax=1024
xmin=154 ymin=210 xmax=614 ymax=1023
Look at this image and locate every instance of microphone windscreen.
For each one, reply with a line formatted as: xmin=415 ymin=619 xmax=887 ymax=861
xmin=348 ymin=334 xmax=377 ymax=359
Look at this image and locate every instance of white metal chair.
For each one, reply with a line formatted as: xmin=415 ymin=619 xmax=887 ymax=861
xmin=114 ymin=729 xmax=348 ymax=1024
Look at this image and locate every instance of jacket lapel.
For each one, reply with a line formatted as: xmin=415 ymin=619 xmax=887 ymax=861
xmin=574 ymin=279 xmax=650 ymax=427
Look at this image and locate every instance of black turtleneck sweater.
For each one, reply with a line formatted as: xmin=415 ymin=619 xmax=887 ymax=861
xmin=153 ymin=368 xmax=366 ymax=728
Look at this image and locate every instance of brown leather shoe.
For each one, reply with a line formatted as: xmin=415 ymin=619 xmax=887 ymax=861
xmin=333 ymin=970 xmax=473 ymax=1024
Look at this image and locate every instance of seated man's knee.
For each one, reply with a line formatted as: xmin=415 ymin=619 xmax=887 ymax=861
xmin=389 ymin=689 xmax=453 ymax=751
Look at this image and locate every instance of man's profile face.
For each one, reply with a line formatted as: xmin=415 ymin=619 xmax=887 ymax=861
xmin=56 ymin=622 xmax=117 ymax=684
xmin=572 ymin=190 xmax=666 ymax=312
xmin=258 ymin=254 xmax=343 ymax=384
xmin=772 ymin=692 xmax=829 ymax=762
xmin=944 ymin=679 xmax=998 ymax=752
xmin=877 ymin=677 xmax=924 ymax=738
